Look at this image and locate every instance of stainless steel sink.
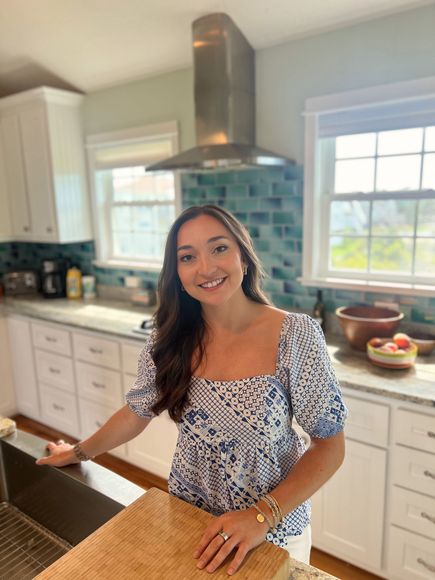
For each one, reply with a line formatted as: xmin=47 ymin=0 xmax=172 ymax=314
xmin=0 ymin=430 xmax=144 ymax=578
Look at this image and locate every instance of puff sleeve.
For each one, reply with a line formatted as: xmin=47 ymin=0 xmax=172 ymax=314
xmin=125 ymin=329 xmax=159 ymax=419
xmin=285 ymin=314 xmax=347 ymax=438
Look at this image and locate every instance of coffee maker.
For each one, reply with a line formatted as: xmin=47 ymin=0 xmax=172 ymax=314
xmin=41 ymin=260 xmax=68 ymax=298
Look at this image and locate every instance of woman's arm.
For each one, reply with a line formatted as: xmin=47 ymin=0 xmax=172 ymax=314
xmin=36 ymin=404 xmax=151 ymax=467
xmin=194 ymin=431 xmax=345 ymax=576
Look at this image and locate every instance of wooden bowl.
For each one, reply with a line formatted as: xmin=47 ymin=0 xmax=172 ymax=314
xmin=367 ymin=338 xmax=418 ymax=369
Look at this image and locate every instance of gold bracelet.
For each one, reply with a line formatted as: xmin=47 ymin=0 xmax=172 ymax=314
xmin=252 ymin=504 xmax=273 ymax=530
xmin=260 ymin=496 xmax=279 ymax=528
xmin=264 ymin=494 xmax=284 ymax=525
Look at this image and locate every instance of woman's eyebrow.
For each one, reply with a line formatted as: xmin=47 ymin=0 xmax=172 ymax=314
xmin=177 ymin=235 xmax=229 ymax=252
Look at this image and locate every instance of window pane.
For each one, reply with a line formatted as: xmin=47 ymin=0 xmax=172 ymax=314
xmin=422 ymin=153 xmax=435 ymax=190
xmin=330 ymin=236 xmax=368 ymax=271
xmin=112 ymin=167 xmax=175 ymax=203
xmin=336 ymin=133 xmax=376 ymax=159
xmin=372 ymin=200 xmax=416 ymax=235
xmin=335 ymin=159 xmax=375 ymax=193
xmin=425 ymin=126 xmax=435 ymax=151
xmin=113 ymin=232 xmax=135 ymax=257
xmin=330 ymin=200 xmax=369 ymax=235
xmin=415 ymin=239 xmax=435 ymax=276
xmin=417 ymin=199 xmax=435 ymax=236
xmin=377 ymin=128 xmax=423 ymax=155
xmin=370 ymin=238 xmax=413 ymax=273
xmin=112 ymin=206 xmax=132 ymax=231
xmin=375 ymin=155 xmax=421 ymax=191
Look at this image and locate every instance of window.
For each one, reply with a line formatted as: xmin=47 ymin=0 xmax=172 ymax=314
xmin=86 ymin=122 xmax=180 ymax=271
xmin=302 ymin=77 xmax=435 ymax=296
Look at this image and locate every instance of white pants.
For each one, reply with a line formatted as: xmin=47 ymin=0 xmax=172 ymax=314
xmin=282 ymin=525 xmax=312 ymax=565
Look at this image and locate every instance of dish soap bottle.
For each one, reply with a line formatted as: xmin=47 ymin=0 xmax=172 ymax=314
xmin=66 ymin=266 xmax=82 ymax=299
xmin=312 ymin=290 xmax=326 ymax=333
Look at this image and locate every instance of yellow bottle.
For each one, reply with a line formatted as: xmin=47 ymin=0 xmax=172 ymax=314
xmin=66 ymin=267 xmax=82 ymax=299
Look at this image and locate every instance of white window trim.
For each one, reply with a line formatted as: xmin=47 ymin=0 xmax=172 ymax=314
xmin=300 ymin=76 xmax=435 ymax=297
xmin=86 ymin=121 xmax=181 ymax=272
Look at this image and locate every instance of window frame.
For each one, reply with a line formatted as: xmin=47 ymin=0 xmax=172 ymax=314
xmin=301 ymin=77 xmax=435 ymax=297
xmin=86 ymin=122 xmax=181 ymax=272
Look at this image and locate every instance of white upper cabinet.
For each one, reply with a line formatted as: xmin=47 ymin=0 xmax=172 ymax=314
xmin=0 ymin=87 xmax=92 ymax=243
xmin=0 ymin=132 xmax=12 ymax=241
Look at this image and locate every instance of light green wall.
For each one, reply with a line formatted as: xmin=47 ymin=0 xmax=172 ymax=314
xmin=83 ymin=4 xmax=435 ymax=163
xmin=83 ymin=67 xmax=195 ymax=151
xmin=256 ymin=4 xmax=435 ymax=163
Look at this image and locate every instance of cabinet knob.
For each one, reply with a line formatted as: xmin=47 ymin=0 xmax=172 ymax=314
xmin=46 ymin=226 xmax=53 ymax=233
xmin=23 ymin=226 xmax=30 ymax=232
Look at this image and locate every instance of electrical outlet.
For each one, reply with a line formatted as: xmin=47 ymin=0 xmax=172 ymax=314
xmin=124 ymin=276 xmax=142 ymax=289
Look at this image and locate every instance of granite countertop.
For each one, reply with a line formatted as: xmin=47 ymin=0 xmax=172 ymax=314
xmin=2 ymin=295 xmax=434 ymax=407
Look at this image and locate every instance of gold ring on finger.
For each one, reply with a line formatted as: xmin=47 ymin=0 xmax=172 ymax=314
xmin=218 ymin=531 xmax=230 ymax=542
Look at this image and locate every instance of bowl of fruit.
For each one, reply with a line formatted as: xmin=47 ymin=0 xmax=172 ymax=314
xmin=367 ymin=333 xmax=418 ymax=369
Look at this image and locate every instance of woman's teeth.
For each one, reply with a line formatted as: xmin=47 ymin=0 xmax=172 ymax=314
xmin=200 ymin=278 xmax=225 ymax=288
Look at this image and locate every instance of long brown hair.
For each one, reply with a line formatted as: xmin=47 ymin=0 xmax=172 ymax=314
xmin=151 ymin=204 xmax=270 ymax=422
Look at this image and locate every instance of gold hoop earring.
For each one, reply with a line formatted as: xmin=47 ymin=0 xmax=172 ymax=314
xmin=181 ymin=285 xmax=185 ymax=292
xmin=243 ymin=265 xmax=248 ymax=276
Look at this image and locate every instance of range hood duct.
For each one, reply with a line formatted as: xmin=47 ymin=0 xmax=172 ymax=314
xmin=147 ymin=13 xmax=293 ymax=172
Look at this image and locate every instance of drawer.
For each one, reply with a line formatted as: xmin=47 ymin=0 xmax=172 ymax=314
xmin=35 ymin=349 xmax=75 ymax=393
xmin=388 ymin=526 xmax=435 ymax=580
xmin=393 ymin=445 xmax=435 ymax=498
xmin=344 ymin=395 xmax=389 ymax=447
xmin=75 ymin=361 xmax=123 ymax=407
xmin=391 ymin=486 xmax=435 ymax=541
xmin=395 ymin=408 xmax=435 ymax=455
xmin=73 ymin=332 xmax=120 ymax=370
xmin=32 ymin=322 xmax=71 ymax=356
xmin=39 ymin=383 xmax=80 ymax=438
xmin=78 ymin=398 xmax=127 ymax=459
xmin=121 ymin=342 xmax=144 ymax=375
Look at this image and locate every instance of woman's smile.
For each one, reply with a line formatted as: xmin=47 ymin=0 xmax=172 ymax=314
xmin=198 ymin=276 xmax=227 ymax=290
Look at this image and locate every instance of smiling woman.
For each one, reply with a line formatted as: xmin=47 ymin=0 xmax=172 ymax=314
xmin=37 ymin=204 xmax=347 ymax=576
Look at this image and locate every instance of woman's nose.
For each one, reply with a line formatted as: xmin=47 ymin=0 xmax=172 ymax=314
xmin=197 ymin=254 xmax=216 ymax=276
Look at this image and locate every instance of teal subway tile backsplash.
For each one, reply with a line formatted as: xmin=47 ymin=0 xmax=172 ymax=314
xmin=0 ymin=165 xmax=431 ymax=329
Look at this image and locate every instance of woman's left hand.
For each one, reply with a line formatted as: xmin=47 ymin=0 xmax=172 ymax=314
xmin=193 ymin=507 xmax=269 ymax=575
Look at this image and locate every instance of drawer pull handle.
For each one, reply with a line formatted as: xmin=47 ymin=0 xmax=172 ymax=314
xmin=89 ymin=347 xmax=103 ymax=355
xmin=95 ymin=421 xmax=103 ymax=428
xmin=428 ymin=431 xmax=435 ymax=439
xmin=49 ymin=367 xmax=60 ymax=374
xmin=52 ymin=403 xmax=65 ymax=412
xmin=424 ymin=470 xmax=435 ymax=480
xmin=417 ymin=558 xmax=435 ymax=573
xmin=45 ymin=336 xmax=57 ymax=343
xmin=91 ymin=381 xmax=106 ymax=389
xmin=421 ymin=511 xmax=435 ymax=525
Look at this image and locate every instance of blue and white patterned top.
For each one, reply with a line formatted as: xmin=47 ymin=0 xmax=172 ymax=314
xmin=126 ymin=313 xmax=347 ymax=548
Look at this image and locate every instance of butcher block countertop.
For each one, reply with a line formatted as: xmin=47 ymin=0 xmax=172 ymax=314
xmin=35 ymin=488 xmax=336 ymax=580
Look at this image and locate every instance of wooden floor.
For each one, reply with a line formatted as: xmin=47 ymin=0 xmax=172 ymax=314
xmin=13 ymin=415 xmax=382 ymax=580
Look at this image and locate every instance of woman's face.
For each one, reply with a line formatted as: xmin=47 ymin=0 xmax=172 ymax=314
xmin=176 ymin=214 xmax=246 ymax=308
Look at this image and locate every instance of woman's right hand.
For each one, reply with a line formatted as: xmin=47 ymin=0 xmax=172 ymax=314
xmin=35 ymin=439 xmax=80 ymax=467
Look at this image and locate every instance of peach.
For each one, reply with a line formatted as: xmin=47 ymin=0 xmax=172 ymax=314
xmin=383 ymin=342 xmax=399 ymax=352
xmin=369 ymin=337 xmax=384 ymax=348
xmin=393 ymin=333 xmax=411 ymax=349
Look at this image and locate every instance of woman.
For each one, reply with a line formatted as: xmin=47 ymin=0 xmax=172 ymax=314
xmin=37 ymin=204 xmax=347 ymax=576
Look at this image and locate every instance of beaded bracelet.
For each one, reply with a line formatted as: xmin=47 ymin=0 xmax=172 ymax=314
xmin=73 ymin=442 xmax=93 ymax=462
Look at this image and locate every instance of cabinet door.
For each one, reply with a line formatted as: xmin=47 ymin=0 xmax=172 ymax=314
xmin=7 ymin=316 xmax=40 ymax=420
xmin=19 ymin=105 xmax=57 ymax=240
xmin=311 ymin=439 xmax=386 ymax=571
xmin=1 ymin=114 xmax=31 ymax=237
xmin=0 ymin=134 xmax=12 ymax=240
xmin=0 ymin=315 xmax=16 ymax=415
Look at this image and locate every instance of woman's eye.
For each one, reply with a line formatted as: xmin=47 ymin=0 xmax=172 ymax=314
xmin=179 ymin=254 xmax=194 ymax=263
xmin=214 ymin=245 xmax=228 ymax=254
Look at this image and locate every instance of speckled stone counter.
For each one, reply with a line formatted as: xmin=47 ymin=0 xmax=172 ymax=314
xmin=2 ymin=295 xmax=434 ymax=407
xmin=288 ymin=560 xmax=337 ymax=579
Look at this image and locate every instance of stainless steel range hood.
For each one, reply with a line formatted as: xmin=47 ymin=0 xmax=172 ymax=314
xmin=147 ymin=13 xmax=293 ymax=172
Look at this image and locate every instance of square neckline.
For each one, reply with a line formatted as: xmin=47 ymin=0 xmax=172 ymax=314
xmin=191 ymin=312 xmax=291 ymax=384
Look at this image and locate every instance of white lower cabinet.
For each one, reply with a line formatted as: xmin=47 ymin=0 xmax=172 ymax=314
xmin=7 ymin=316 xmax=40 ymax=420
xmin=388 ymin=527 xmax=435 ymax=580
xmin=39 ymin=383 xmax=80 ymax=439
xmin=0 ymin=314 xmax=16 ymax=415
xmin=78 ymin=398 xmax=127 ymax=459
xmin=311 ymin=437 xmax=387 ymax=571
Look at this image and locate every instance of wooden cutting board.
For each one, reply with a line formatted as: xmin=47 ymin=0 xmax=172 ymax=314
xmin=36 ymin=487 xmax=290 ymax=579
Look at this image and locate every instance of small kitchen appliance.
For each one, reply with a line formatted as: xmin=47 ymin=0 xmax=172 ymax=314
xmin=3 ymin=270 xmax=40 ymax=296
xmin=41 ymin=259 xmax=68 ymax=298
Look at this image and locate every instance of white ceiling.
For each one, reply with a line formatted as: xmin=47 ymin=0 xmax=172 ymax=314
xmin=0 ymin=0 xmax=431 ymax=96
